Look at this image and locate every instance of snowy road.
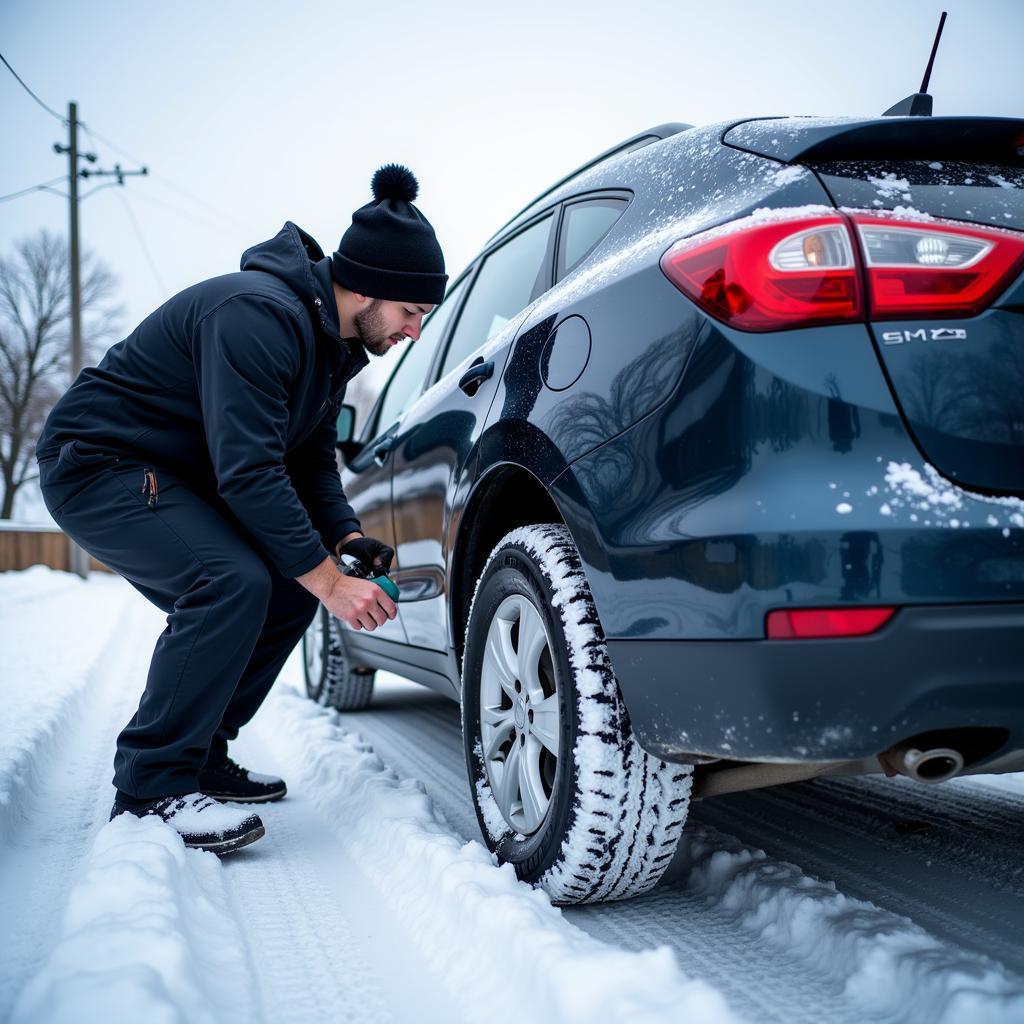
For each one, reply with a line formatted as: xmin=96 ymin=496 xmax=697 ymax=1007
xmin=316 ymin=669 xmax=1024 ymax=1023
xmin=2 ymin=568 xmax=1023 ymax=1023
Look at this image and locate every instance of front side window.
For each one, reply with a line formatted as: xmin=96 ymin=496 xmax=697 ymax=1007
xmin=438 ymin=215 xmax=553 ymax=381
xmin=374 ymin=275 xmax=469 ymax=432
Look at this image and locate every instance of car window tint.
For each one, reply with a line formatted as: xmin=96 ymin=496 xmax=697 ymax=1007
xmin=559 ymin=199 xmax=627 ymax=277
xmin=375 ymin=275 xmax=469 ymax=431
xmin=438 ymin=215 xmax=553 ymax=381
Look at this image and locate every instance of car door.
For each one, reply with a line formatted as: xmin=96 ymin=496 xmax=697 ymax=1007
xmin=390 ymin=212 xmax=557 ymax=650
xmin=339 ymin=317 xmax=449 ymax=644
xmin=339 ymin=274 xmax=471 ymax=641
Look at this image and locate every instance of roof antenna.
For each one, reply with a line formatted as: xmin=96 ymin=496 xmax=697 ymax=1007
xmin=883 ymin=10 xmax=947 ymax=117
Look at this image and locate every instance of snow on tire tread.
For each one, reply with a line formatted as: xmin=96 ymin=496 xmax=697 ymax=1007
xmin=468 ymin=523 xmax=693 ymax=903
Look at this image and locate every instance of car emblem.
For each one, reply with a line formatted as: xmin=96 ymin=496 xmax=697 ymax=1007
xmin=881 ymin=327 xmax=968 ymax=345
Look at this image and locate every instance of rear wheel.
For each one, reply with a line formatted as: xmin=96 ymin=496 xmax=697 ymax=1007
xmin=462 ymin=524 xmax=692 ymax=904
xmin=302 ymin=605 xmax=375 ymax=710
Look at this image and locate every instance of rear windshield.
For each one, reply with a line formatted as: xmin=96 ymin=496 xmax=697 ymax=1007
xmin=809 ymin=159 xmax=1024 ymax=232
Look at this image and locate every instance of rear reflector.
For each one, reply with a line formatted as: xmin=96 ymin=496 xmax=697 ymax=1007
xmin=661 ymin=208 xmax=1024 ymax=329
xmin=766 ymin=606 xmax=897 ymax=639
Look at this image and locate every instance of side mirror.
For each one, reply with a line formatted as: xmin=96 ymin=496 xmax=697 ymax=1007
xmin=335 ymin=403 xmax=364 ymax=464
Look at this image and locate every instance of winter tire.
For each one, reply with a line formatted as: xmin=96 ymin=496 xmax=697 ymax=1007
xmin=462 ymin=523 xmax=693 ymax=904
xmin=302 ymin=605 xmax=375 ymax=710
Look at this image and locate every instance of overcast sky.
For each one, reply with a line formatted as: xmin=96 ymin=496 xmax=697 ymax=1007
xmin=3 ymin=0 xmax=1022 ymax=392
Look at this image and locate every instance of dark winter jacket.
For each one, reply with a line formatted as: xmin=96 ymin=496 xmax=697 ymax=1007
xmin=36 ymin=222 xmax=369 ymax=578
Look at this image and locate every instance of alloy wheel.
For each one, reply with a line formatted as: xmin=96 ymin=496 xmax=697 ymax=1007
xmin=479 ymin=594 xmax=560 ymax=835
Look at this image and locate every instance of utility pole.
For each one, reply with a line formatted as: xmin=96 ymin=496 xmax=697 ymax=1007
xmin=53 ymin=102 xmax=146 ymax=577
xmin=55 ymin=102 xmax=90 ymax=576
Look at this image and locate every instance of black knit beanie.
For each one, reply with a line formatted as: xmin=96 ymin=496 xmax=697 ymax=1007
xmin=331 ymin=164 xmax=447 ymax=304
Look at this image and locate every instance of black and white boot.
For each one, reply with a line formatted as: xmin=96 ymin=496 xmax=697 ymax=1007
xmin=199 ymin=756 xmax=288 ymax=804
xmin=109 ymin=792 xmax=265 ymax=854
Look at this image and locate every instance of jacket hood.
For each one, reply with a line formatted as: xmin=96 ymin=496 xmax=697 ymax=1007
xmin=240 ymin=222 xmax=342 ymax=340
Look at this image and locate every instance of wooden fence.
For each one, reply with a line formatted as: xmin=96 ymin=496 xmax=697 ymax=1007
xmin=0 ymin=524 xmax=111 ymax=573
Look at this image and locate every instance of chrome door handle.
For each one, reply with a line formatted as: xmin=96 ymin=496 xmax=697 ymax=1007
xmin=458 ymin=359 xmax=494 ymax=396
xmin=373 ymin=436 xmax=397 ymax=465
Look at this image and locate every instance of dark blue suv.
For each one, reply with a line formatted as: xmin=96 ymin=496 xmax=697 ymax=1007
xmin=302 ymin=115 xmax=1024 ymax=904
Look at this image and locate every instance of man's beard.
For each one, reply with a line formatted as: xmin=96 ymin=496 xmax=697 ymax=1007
xmin=354 ymin=300 xmax=394 ymax=358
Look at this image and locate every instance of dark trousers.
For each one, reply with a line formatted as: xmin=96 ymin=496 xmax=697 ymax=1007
xmin=38 ymin=439 xmax=319 ymax=800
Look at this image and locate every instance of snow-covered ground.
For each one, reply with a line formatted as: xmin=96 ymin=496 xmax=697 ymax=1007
xmin=2 ymin=568 xmax=1023 ymax=1023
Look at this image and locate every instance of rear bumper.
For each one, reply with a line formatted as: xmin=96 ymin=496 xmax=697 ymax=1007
xmin=607 ymin=602 xmax=1024 ymax=765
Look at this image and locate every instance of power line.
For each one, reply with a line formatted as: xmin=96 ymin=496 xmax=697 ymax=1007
xmin=114 ymin=189 xmax=169 ymax=298
xmin=128 ymin=189 xmax=252 ymax=242
xmin=79 ymin=181 xmax=124 ymax=202
xmin=0 ymin=55 xmax=246 ymax=240
xmin=0 ymin=176 xmax=67 ymax=203
xmin=82 ymin=125 xmax=251 ymax=236
xmin=147 ymin=171 xmax=253 ymax=236
xmin=79 ymin=125 xmax=144 ymax=167
xmin=0 ymin=51 xmax=67 ymax=124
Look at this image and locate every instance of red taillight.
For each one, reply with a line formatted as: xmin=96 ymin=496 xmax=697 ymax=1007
xmin=766 ymin=606 xmax=897 ymax=640
xmin=849 ymin=213 xmax=1024 ymax=318
xmin=661 ymin=208 xmax=1024 ymax=329
xmin=660 ymin=210 xmax=862 ymax=331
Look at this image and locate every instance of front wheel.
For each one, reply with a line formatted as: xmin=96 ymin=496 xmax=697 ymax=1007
xmin=462 ymin=523 xmax=692 ymax=904
xmin=302 ymin=605 xmax=375 ymax=710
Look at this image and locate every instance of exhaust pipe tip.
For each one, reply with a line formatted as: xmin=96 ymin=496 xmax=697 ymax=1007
xmin=902 ymin=746 xmax=964 ymax=784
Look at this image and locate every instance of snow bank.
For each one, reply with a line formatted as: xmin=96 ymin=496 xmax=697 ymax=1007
xmin=11 ymin=814 xmax=254 ymax=1024
xmin=686 ymin=826 xmax=1024 ymax=1024
xmin=258 ymin=686 xmax=741 ymax=1024
xmin=0 ymin=568 xmax=132 ymax=842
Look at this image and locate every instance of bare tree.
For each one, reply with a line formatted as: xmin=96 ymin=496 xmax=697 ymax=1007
xmin=0 ymin=230 xmax=120 ymax=518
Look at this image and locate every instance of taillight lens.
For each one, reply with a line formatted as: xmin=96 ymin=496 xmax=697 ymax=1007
xmin=660 ymin=210 xmax=862 ymax=331
xmin=849 ymin=214 xmax=1024 ymax=318
xmin=661 ymin=207 xmax=1024 ymax=329
xmin=766 ymin=606 xmax=897 ymax=639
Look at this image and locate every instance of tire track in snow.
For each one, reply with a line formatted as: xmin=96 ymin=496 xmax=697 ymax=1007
xmin=316 ymin=677 xmax=857 ymax=1023
xmin=215 ymin=801 xmax=393 ymax=1024
xmin=258 ymin=680 xmax=739 ymax=1024
xmin=231 ymin=715 xmax=470 ymax=1024
xmin=692 ymin=775 xmax=1024 ymax=974
xmin=316 ymin=668 xmax=1024 ymax=1023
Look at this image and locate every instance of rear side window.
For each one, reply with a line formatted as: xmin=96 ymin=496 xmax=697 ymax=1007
xmin=437 ymin=215 xmax=553 ymax=381
xmin=558 ymin=198 xmax=628 ymax=278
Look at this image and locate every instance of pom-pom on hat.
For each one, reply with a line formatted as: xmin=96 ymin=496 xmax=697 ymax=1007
xmin=331 ymin=164 xmax=447 ymax=305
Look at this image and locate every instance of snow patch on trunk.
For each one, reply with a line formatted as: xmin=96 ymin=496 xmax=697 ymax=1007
xmin=881 ymin=461 xmax=1024 ymax=532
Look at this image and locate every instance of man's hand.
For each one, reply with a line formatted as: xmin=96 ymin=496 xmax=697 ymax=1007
xmin=339 ymin=535 xmax=395 ymax=574
xmin=296 ymin=555 xmax=397 ymax=631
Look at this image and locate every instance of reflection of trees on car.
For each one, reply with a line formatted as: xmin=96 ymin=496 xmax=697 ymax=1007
xmin=825 ymin=373 xmax=861 ymax=454
xmin=545 ymin=330 xmax=691 ymax=522
xmin=900 ymin=325 xmax=1024 ymax=445
xmin=952 ymin=327 xmax=1024 ymax=445
xmin=900 ymin=348 xmax=970 ymax=432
